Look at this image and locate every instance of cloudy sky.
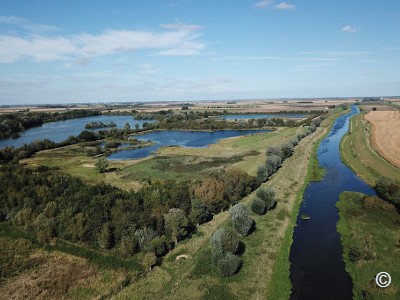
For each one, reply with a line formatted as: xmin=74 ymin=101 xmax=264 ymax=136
xmin=1 ymin=0 xmax=399 ymax=104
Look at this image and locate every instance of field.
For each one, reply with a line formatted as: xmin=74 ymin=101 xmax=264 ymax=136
xmin=337 ymin=192 xmax=400 ymax=300
xmin=113 ymin=110 xmax=340 ymax=300
xmin=364 ymin=110 xmax=400 ymax=169
xmin=340 ymin=112 xmax=400 ymax=185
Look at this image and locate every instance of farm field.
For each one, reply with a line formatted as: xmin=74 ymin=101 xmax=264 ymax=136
xmin=340 ymin=111 xmax=400 ymax=185
xmin=364 ymin=110 xmax=400 ymax=169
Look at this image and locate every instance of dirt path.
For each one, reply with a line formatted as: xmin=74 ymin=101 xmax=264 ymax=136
xmin=364 ymin=111 xmax=400 ymax=169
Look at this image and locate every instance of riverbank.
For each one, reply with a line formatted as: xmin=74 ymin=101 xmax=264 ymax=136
xmin=267 ymin=108 xmax=346 ymax=299
xmin=337 ymin=192 xmax=399 ymax=299
xmin=340 ymin=112 xmax=400 ymax=185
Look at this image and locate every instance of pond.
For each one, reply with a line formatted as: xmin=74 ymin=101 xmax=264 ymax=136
xmin=107 ymin=130 xmax=267 ymax=160
xmin=289 ymin=106 xmax=376 ymax=299
xmin=0 ymin=115 xmax=154 ymax=149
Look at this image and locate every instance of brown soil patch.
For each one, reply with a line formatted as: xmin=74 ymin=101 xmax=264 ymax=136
xmin=365 ymin=111 xmax=400 ymax=168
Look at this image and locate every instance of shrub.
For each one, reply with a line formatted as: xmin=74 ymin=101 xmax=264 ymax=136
xmin=266 ymin=154 xmax=282 ymax=175
xmin=210 ymin=227 xmax=239 ymax=264
xmin=251 ymin=197 xmax=266 ymax=215
xmin=281 ymin=142 xmax=294 ymax=159
xmin=217 ymin=253 xmax=242 ymax=277
xmin=95 ymin=157 xmax=109 ymax=173
xmin=267 ymin=146 xmax=284 ymax=160
xmin=190 ymin=198 xmax=210 ymax=225
xmin=290 ymin=138 xmax=299 ymax=146
xmin=375 ymin=177 xmax=400 ymax=206
xmin=120 ymin=234 xmax=139 ymax=257
xmin=229 ymin=204 xmax=253 ymax=236
xmin=256 ymin=165 xmax=268 ymax=184
xmin=135 ymin=227 xmax=158 ymax=252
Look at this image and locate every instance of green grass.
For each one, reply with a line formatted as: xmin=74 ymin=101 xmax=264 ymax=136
xmin=337 ymin=192 xmax=400 ymax=299
xmin=340 ymin=113 xmax=400 ymax=185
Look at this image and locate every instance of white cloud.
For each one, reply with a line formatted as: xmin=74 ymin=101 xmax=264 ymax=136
xmin=0 ymin=15 xmax=57 ymax=32
xmin=0 ymin=22 xmax=205 ymax=63
xmin=275 ymin=2 xmax=295 ymax=10
xmin=341 ymin=25 xmax=358 ymax=33
xmin=255 ymin=0 xmax=273 ymax=8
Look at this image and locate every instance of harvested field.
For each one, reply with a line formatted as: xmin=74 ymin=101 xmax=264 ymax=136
xmin=364 ymin=111 xmax=400 ymax=168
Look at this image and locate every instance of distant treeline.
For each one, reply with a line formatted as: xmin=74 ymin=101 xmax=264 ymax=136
xmin=0 ymin=110 xmax=101 ymax=139
xmin=85 ymin=121 xmax=117 ymax=129
xmin=0 ymin=165 xmax=257 ymax=260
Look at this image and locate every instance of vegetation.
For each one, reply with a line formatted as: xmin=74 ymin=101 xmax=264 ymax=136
xmin=229 ymin=203 xmax=253 ymax=236
xmin=95 ymin=157 xmax=109 ymax=173
xmin=85 ymin=121 xmax=117 ymax=129
xmin=340 ymin=112 xmax=400 ymax=185
xmin=375 ymin=176 xmax=400 ymax=207
xmin=337 ymin=192 xmax=399 ymax=299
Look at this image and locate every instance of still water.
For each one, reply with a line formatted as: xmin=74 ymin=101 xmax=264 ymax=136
xmin=108 ymin=130 xmax=267 ymax=160
xmin=0 ymin=115 xmax=153 ymax=148
xmin=289 ymin=106 xmax=376 ymax=299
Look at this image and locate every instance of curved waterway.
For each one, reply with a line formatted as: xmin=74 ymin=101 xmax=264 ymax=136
xmin=289 ymin=106 xmax=376 ymax=299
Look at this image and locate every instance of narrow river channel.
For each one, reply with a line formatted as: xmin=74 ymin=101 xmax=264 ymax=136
xmin=289 ymin=106 xmax=376 ymax=299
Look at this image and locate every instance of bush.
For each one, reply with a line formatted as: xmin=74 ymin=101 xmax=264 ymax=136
xmin=267 ymin=146 xmax=284 ymax=160
xmin=375 ymin=177 xmax=400 ymax=206
xmin=95 ymin=157 xmax=109 ymax=173
xmin=229 ymin=204 xmax=253 ymax=236
xmin=135 ymin=227 xmax=158 ymax=252
xmin=266 ymin=154 xmax=282 ymax=175
xmin=210 ymin=227 xmax=239 ymax=263
xmin=256 ymin=165 xmax=268 ymax=184
xmin=290 ymin=138 xmax=299 ymax=146
xmin=251 ymin=197 xmax=266 ymax=215
xmin=255 ymin=187 xmax=275 ymax=211
xmin=217 ymin=253 xmax=242 ymax=277
xmin=281 ymin=142 xmax=294 ymax=159
xmin=120 ymin=234 xmax=139 ymax=257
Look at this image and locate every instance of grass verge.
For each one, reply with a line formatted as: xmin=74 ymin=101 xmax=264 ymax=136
xmin=337 ymin=192 xmax=399 ymax=299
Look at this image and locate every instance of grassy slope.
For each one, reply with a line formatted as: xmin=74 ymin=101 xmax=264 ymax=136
xmin=337 ymin=192 xmax=399 ymax=299
xmin=114 ymin=113 xmax=341 ymax=300
xmin=340 ymin=112 xmax=400 ymax=185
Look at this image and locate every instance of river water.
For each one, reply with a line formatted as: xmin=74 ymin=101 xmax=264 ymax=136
xmin=289 ymin=106 xmax=376 ymax=299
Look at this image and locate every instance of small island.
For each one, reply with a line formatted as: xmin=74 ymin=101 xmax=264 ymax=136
xmin=85 ymin=121 xmax=117 ymax=129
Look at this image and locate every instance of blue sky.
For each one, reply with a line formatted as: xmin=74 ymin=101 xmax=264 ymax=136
xmin=0 ymin=0 xmax=399 ymax=104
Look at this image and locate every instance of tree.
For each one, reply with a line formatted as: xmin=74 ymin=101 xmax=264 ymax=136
xmin=210 ymin=227 xmax=239 ymax=264
xmin=164 ymin=208 xmax=189 ymax=245
xmin=141 ymin=252 xmax=157 ymax=272
xmin=256 ymin=187 xmax=276 ymax=211
xmin=135 ymin=123 xmax=140 ymax=131
xmin=95 ymin=157 xmax=109 ymax=173
xmin=120 ymin=234 xmax=139 ymax=257
xmin=190 ymin=198 xmax=210 ymax=225
xmin=266 ymin=154 xmax=282 ymax=175
xmin=267 ymin=146 xmax=284 ymax=160
xmin=251 ymin=197 xmax=266 ymax=215
xmin=217 ymin=253 xmax=242 ymax=277
xmin=123 ymin=122 xmax=131 ymax=132
xmin=376 ymin=177 xmax=400 ymax=206
xmin=281 ymin=142 xmax=294 ymax=159
xmin=135 ymin=227 xmax=158 ymax=252
xmin=229 ymin=204 xmax=253 ymax=236
xmin=98 ymin=222 xmax=113 ymax=249
xmin=256 ymin=165 xmax=268 ymax=184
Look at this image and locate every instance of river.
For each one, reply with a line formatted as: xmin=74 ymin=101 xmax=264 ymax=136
xmin=289 ymin=106 xmax=376 ymax=299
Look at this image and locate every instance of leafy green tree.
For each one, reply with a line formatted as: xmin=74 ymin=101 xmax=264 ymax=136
xmin=267 ymin=146 xmax=284 ymax=160
xmin=210 ymin=227 xmax=239 ymax=264
xmin=229 ymin=204 xmax=253 ymax=236
xmin=217 ymin=253 xmax=242 ymax=277
xmin=95 ymin=157 xmax=109 ymax=173
xmin=120 ymin=234 xmax=139 ymax=257
xmin=257 ymin=165 xmax=268 ymax=184
xmin=251 ymin=197 xmax=266 ymax=215
xmin=164 ymin=208 xmax=189 ymax=245
xmin=98 ymin=222 xmax=113 ymax=249
xmin=135 ymin=227 xmax=158 ymax=252
xmin=123 ymin=122 xmax=131 ymax=132
xmin=141 ymin=252 xmax=157 ymax=272
xmin=376 ymin=177 xmax=400 ymax=205
xmin=190 ymin=198 xmax=210 ymax=225
xmin=281 ymin=142 xmax=294 ymax=159
xmin=266 ymin=154 xmax=282 ymax=175
xmin=151 ymin=236 xmax=166 ymax=256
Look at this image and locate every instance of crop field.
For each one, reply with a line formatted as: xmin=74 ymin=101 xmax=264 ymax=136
xmin=340 ymin=112 xmax=400 ymax=185
xmin=364 ymin=110 xmax=400 ymax=169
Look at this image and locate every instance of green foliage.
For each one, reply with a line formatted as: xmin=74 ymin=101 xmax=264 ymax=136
xmin=164 ymin=208 xmax=189 ymax=245
xmin=210 ymin=227 xmax=239 ymax=264
xmin=229 ymin=203 xmax=253 ymax=236
xmin=217 ymin=253 xmax=242 ymax=277
xmin=256 ymin=165 xmax=268 ymax=184
xmin=251 ymin=197 xmax=266 ymax=215
xmin=281 ymin=142 xmax=294 ymax=159
xmin=141 ymin=252 xmax=157 ymax=271
xmin=190 ymin=198 xmax=210 ymax=225
xmin=265 ymin=154 xmax=282 ymax=175
xmin=98 ymin=222 xmax=113 ymax=250
xmin=134 ymin=227 xmax=158 ymax=252
xmin=150 ymin=236 xmax=166 ymax=256
xmin=375 ymin=176 xmax=400 ymax=206
xmin=119 ymin=234 xmax=139 ymax=257
xmin=95 ymin=157 xmax=109 ymax=173
xmin=267 ymin=146 xmax=284 ymax=160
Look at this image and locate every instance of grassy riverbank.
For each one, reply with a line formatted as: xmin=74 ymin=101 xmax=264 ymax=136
xmin=340 ymin=112 xmax=400 ymax=185
xmin=337 ymin=192 xmax=399 ymax=299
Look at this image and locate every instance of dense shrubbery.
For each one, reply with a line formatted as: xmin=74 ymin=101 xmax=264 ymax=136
xmin=229 ymin=204 xmax=253 ymax=236
xmin=375 ymin=177 xmax=400 ymax=207
xmin=251 ymin=188 xmax=276 ymax=215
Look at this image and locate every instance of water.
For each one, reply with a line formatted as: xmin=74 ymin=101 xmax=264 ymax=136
xmin=0 ymin=115 xmax=154 ymax=148
xmin=108 ymin=130 xmax=267 ymax=160
xmin=220 ymin=113 xmax=306 ymax=120
xmin=289 ymin=106 xmax=376 ymax=300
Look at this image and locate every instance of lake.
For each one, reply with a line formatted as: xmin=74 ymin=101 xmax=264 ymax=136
xmin=289 ymin=106 xmax=376 ymax=299
xmin=107 ymin=130 xmax=267 ymax=160
xmin=0 ymin=115 xmax=154 ymax=149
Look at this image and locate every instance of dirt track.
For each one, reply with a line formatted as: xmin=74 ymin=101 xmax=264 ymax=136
xmin=365 ymin=111 xmax=400 ymax=169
